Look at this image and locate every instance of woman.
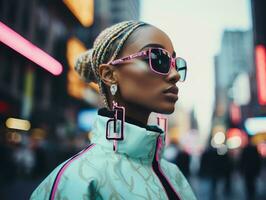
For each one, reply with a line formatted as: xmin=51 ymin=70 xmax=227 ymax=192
xmin=31 ymin=20 xmax=196 ymax=200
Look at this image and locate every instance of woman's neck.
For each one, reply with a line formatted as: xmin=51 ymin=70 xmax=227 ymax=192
xmin=125 ymin=107 xmax=150 ymax=125
xmin=118 ymin=101 xmax=150 ymax=125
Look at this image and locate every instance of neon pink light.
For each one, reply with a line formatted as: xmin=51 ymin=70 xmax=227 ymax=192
xmin=0 ymin=21 xmax=63 ymax=75
xmin=255 ymin=45 xmax=266 ymax=105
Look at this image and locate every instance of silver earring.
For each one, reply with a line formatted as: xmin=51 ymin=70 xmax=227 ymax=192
xmin=110 ymin=84 xmax=117 ymax=96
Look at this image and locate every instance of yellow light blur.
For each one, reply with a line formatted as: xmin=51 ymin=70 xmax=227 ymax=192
xmin=6 ymin=132 xmax=22 ymax=143
xmin=63 ymin=0 xmax=94 ymax=27
xmin=5 ymin=118 xmax=31 ymax=131
xmin=87 ymin=131 xmax=92 ymax=140
xmin=168 ymin=126 xmax=179 ymax=144
xmin=31 ymin=128 xmax=47 ymax=140
xmin=66 ymin=37 xmax=99 ymax=99
xmin=226 ymin=136 xmax=242 ymax=149
xmin=212 ymin=125 xmax=226 ymax=136
xmin=66 ymin=37 xmax=86 ymax=69
xmin=251 ymin=132 xmax=266 ymax=145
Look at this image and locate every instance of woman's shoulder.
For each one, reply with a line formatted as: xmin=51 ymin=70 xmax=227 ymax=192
xmin=30 ymin=161 xmax=66 ymax=200
xmin=160 ymin=158 xmax=197 ymax=200
xmin=30 ymin=144 xmax=100 ymax=200
xmin=160 ymin=159 xmax=191 ymax=188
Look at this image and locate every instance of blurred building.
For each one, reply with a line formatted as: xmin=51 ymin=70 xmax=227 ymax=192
xmin=0 ymin=0 xmax=140 ymax=143
xmin=78 ymin=0 xmax=140 ymax=47
xmin=251 ymin=0 xmax=266 ymax=46
xmin=211 ymin=0 xmax=266 ymax=155
xmin=249 ymin=0 xmax=266 ymax=155
xmin=213 ymin=30 xmax=253 ymax=130
xmin=251 ymin=0 xmax=266 ymax=111
xmin=96 ymin=0 xmax=140 ymax=25
xmin=215 ymin=31 xmax=253 ymax=90
xmin=211 ymin=29 xmax=254 ymax=153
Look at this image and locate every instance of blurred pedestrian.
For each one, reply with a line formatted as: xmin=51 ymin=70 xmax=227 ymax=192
xmin=31 ymin=20 xmax=196 ymax=200
xmin=239 ymin=138 xmax=262 ymax=200
xmin=0 ymin=133 xmax=17 ymax=197
xmin=199 ymin=147 xmax=233 ymax=200
xmin=164 ymin=142 xmax=191 ymax=178
xmin=199 ymin=147 xmax=218 ymax=199
xmin=14 ymin=143 xmax=35 ymax=177
xmin=175 ymin=149 xmax=191 ymax=178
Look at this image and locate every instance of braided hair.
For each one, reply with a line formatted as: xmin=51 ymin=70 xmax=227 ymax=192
xmin=74 ymin=20 xmax=148 ymax=108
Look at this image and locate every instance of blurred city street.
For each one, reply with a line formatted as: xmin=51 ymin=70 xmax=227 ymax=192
xmin=1 ymin=0 xmax=266 ymax=200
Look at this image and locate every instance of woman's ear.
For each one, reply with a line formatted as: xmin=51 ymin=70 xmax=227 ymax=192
xmin=99 ymin=64 xmax=118 ymax=86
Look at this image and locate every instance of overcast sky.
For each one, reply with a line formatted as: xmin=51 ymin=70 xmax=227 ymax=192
xmin=140 ymin=0 xmax=251 ymax=139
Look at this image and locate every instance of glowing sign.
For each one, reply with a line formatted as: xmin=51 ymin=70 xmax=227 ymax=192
xmin=6 ymin=118 xmax=31 ymax=131
xmin=245 ymin=117 xmax=266 ymax=135
xmin=66 ymin=37 xmax=99 ymax=100
xmin=63 ymin=0 xmax=94 ymax=27
xmin=0 ymin=21 xmax=63 ymax=75
xmin=255 ymin=45 xmax=266 ymax=105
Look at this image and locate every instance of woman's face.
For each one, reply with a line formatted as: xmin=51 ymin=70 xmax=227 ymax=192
xmin=115 ymin=25 xmax=181 ymax=114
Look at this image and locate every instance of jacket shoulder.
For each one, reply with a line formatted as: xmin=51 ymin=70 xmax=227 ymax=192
xmin=30 ymin=161 xmax=65 ymax=200
xmin=160 ymin=159 xmax=197 ymax=200
xmin=30 ymin=144 xmax=100 ymax=200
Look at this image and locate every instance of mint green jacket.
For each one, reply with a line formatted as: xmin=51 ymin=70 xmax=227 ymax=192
xmin=30 ymin=111 xmax=196 ymax=200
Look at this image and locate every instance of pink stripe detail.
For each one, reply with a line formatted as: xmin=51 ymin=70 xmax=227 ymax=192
xmin=156 ymin=137 xmax=182 ymax=200
xmin=151 ymin=166 xmax=169 ymax=199
xmin=50 ymin=144 xmax=96 ymax=200
xmin=113 ymin=133 xmax=118 ymax=152
xmin=158 ymin=163 xmax=182 ymax=200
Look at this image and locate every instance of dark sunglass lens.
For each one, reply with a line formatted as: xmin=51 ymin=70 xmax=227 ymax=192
xmin=176 ymin=58 xmax=187 ymax=81
xmin=150 ymin=49 xmax=170 ymax=74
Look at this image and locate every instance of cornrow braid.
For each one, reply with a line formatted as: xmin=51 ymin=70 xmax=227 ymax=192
xmin=93 ymin=21 xmax=138 ymax=70
xmin=74 ymin=20 xmax=148 ymax=108
xmin=109 ymin=23 xmax=145 ymax=62
xmin=74 ymin=49 xmax=97 ymax=83
xmin=98 ymin=25 xmax=133 ymax=64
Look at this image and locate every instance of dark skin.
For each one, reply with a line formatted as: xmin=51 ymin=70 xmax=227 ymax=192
xmin=99 ymin=25 xmax=180 ymax=125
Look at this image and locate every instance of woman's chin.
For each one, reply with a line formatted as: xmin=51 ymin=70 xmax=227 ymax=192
xmin=162 ymin=107 xmax=175 ymax=114
xmin=154 ymin=104 xmax=176 ymax=114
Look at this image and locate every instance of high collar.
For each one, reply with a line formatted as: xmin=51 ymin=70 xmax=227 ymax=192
xmin=90 ymin=108 xmax=165 ymax=163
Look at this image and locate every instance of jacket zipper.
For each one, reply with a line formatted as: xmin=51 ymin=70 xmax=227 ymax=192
xmin=152 ymin=136 xmax=181 ymax=200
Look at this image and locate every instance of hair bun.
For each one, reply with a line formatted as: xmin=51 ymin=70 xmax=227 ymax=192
xmin=74 ymin=49 xmax=97 ymax=83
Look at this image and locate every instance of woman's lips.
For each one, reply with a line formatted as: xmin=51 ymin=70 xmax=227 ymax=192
xmin=163 ymin=86 xmax=179 ymax=101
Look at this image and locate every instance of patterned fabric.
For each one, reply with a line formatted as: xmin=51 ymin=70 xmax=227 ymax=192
xmin=30 ymin=114 xmax=197 ymax=200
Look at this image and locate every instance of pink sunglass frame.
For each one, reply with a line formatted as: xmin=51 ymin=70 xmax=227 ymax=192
xmin=107 ymin=47 xmax=181 ymax=76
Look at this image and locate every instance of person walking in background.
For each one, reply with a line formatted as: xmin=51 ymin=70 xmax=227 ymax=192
xmin=163 ymin=141 xmax=191 ymax=178
xmin=30 ymin=20 xmax=196 ymax=199
xmin=239 ymin=138 xmax=262 ymax=200
xmin=199 ymin=147 xmax=233 ymax=200
xmin=175 ymin=149 xmax=191 ymax=179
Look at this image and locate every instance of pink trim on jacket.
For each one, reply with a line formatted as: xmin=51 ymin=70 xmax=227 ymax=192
xmin=155 ymin=137 xmax=182 ymax=200
xmin=50 ymin=144 xmax=96 ymax=200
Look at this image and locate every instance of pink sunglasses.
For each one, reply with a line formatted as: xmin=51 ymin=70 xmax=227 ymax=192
xmin=108 ymin=48 xmax=187 ymax=82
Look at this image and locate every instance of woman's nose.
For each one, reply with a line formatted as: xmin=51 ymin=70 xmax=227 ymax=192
xmin=166 ymin=66 xmax=180 ymax=84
